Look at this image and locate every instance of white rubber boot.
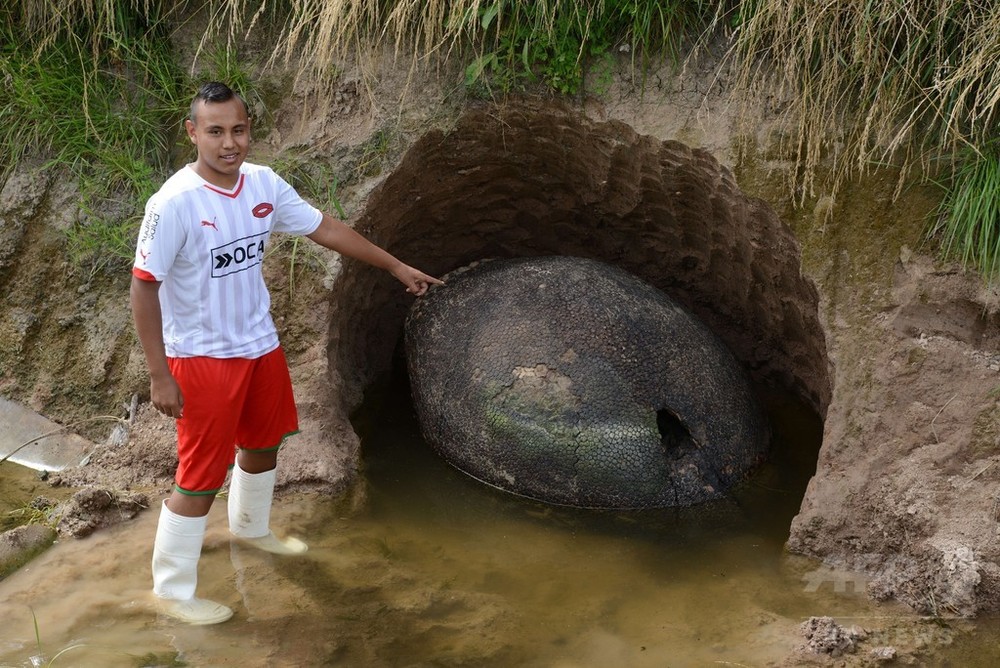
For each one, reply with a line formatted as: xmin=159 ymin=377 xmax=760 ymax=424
xmin=228 ymin=463 xmax=308 ymax=555
xmin=151 ymin=500 xmax=233 ymax=625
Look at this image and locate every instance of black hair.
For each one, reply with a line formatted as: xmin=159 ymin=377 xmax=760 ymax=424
xmin=189 ymin=81 xmax=248 ymax=122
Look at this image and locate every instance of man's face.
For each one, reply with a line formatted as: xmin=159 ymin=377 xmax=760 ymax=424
xmin=185 ymin=97 xmax=250 ymax=188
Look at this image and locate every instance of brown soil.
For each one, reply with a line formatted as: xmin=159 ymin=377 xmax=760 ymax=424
xmin=789 ymin=252 xmax=1000 ymax=617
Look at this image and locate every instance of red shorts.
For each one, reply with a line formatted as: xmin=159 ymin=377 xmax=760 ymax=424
xmin=167 ymin=347 xmax=298 ymax=495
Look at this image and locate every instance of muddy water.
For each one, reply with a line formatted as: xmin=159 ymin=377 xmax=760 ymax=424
xmin=0 ymin=467 xmax=67 ymax=534
xmin=0 ymin=373 xmax=989 ymax=667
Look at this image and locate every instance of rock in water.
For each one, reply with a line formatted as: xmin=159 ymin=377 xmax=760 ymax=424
xmin=405 ymin=256 xmax=769 ymax=508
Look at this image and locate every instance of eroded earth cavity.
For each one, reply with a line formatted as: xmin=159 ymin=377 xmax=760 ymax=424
xmin=327 ymin=101 xmax=829 ymax=493
xmin=405 ymin=256 xmax=770 ymax=508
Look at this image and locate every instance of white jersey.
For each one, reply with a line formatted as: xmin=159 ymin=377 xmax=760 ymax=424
xmin=132 ymin=163 xmax=323 ymax=359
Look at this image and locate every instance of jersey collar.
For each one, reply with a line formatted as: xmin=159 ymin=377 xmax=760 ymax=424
xmin=202 ymin=173 xmax=246 ymax=199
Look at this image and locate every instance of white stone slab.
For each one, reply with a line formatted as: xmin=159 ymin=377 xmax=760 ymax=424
xmin=0 ymin=397 xmax=94 ymax=471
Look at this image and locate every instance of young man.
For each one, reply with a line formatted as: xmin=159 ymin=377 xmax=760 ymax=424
xmin=131 ymin=81 xmax=442 ymax=625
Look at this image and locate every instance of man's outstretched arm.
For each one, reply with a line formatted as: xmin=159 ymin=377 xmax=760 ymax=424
xmin=306 ymin=213 xmax=444 ymax=296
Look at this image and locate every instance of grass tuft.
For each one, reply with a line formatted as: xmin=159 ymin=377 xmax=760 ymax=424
xmin=929 ymin=145 xmax=1000 ymax=279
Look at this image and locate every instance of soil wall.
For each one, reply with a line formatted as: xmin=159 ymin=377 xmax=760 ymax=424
xmin=1 ymin=42 xmax=998 ymax=617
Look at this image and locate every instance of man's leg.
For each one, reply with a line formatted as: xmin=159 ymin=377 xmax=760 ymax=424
xmin=166 ymin=490 xmax=216 ymax=517
xmin=152 ymin=355 xmax=247 ymax=625
xmin=227 ymin=348 xmax=307 ymax=555
xmin=228 ymin=448 xmax=307 ymax=554
xmin=151 ymin=491 xmax=233 ymax=625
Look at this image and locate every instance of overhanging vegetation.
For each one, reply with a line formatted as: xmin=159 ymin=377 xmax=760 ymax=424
xmin=1 ymin=0 xmax=997 ymax=279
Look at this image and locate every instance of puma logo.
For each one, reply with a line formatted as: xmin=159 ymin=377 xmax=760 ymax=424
xmin=201 ymin=219 xmax=219 ymax=230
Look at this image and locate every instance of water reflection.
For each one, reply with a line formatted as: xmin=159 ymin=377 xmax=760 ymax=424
xmin=0 ymin=370 xmax=937 ymax=667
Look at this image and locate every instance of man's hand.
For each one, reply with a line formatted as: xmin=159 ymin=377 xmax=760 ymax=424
xmin=392 ymin=264 xmax=445 ymax=296
xmin=150 ymin=371 xmax=184 ymax=419
xmin=131 ymin=275 xmax=183 ymax=418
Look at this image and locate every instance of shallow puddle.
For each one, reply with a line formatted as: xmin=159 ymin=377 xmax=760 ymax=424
xmin=0 ymin=372 xmax=997 ymax=666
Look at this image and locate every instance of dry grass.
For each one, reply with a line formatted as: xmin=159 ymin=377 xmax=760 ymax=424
xmin=10 ymin=1 xmax=705 ymax=80
xmin=17 ymin=0 xmax=994 ymax=154
xmin=6 ymin=0 xmax=999 ymax=274
xmin=727 ymin=0 xmax=1000 ymax=203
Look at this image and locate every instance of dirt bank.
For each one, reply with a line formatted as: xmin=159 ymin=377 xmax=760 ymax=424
xmin=1 ymin=38 xmax=998 ymax=635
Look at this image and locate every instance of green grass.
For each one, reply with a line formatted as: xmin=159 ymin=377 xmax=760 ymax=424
xmin=29 ymin=607 xmax=185 ymax=666
xmin=0 ymin=5 xmax=281 ymax=278
xmin=929 ymin=146 xmax=1000 ymax=278
xmin=354 ymin=128 xmax=396 ymax=178
xmin=0 ymin=7 xmax=187 ymax=277
xmin=2 ymin=500 xmax=57 ymax=532
xmin=461 ymin=0 xmax=712 ymax=95
xmin=271 ymin=156 xmax=348 ymax=218
xmin=727 ymin=0 xmax=999 ymax=190
xmin=0 ymin=17 xmax=184 ymax=173
xmin=30 ymin=607 xmax=87 ymax=667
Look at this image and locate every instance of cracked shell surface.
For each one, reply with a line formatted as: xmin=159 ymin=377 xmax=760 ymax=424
xmin=405 ymin=256 xmax=769 ymax=508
